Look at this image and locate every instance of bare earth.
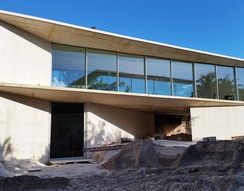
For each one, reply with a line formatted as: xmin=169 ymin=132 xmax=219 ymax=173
xmin=1 ymin=139 xmax=244 ymax=191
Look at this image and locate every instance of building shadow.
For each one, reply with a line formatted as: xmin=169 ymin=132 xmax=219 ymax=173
xmin=86 ymin=120 xmax=121 ymax=147
xmin=0 ymin=137 xmax=12 ymax=161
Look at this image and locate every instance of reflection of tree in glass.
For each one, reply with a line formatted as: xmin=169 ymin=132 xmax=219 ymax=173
xmin=238 ymin=84 xmax=244 ymax=101
xmin=88 ymin=77 xmax=117 ymax=91
xmin=88 ymin=74 xmax=131 ymax=92
xmin=197 ymin=72 xmax=216 ymax=98
xmin=197 ymin=72 xmax=235 ymax=100
xmin=218 ymin=74 xmax=235 ymax=100
xmin=70 ymin=71 xmax=131 ymax=92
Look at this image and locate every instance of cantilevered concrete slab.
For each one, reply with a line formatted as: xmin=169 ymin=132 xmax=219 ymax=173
xmin=0 ymin=10 xmax=244 ymax=67
xmin=1 ymin=83 xmax=244 ymax=115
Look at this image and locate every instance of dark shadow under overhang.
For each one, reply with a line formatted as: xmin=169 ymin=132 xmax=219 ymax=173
xmin=1 ymin=83 xmax=244 ymax=115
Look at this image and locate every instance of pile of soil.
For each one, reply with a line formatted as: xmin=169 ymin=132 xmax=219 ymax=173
xmin=174 ymin=140 xmax=244 ymax=168
xmin=102 ymin=139 xmax=244 ymax=171
xmin=1 ymin=139 xmax=244 ymax=190
xmin=101 ymin=139 xmax=163 ymax=170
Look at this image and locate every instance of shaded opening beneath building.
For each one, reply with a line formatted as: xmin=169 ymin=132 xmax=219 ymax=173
xmin=154 ymin=114 xmax=192 ymax=141
xmin=50 ymin=102 xmax=84 ymax=159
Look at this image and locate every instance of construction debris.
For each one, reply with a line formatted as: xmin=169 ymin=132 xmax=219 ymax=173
xmin=2 ymin=139 xmax=244 ymax=190
xmin=83 ymin=144 xmax=126 ymax=152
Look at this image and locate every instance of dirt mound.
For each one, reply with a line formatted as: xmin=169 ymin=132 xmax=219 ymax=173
xmin=102 ymin=139 xmax=163 ymax=170
xmin=102 ymin=139 xmax=244 ymax=171
xmin=174 ymin=140 xmax=244 ymax=167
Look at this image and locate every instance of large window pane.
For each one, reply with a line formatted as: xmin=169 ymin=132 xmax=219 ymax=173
xmin=119 ymin=54 xmax=145 ymax=93
xmin=52 ymin=44 xmax=85 ymax=88
xmin=87 ymin=49 xmax=117 ymax=91
xmin=195 ymin=63 xmax=217 ymax=99
xmin=147 ymin=58 xmax=171 ymax=95
xmin=217 ymin=66 xmax=235 ymax=100
xmin=236 ymin=68 xmax=244 ymax=100
xmin=172 ymin=61 xmax=193 ymax=97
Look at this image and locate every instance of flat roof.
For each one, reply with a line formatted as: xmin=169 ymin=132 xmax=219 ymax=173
xmin=0 ymin=10 xmax=244 ymax=67
xmin=1 ymin=83 xmax=244 ymax=115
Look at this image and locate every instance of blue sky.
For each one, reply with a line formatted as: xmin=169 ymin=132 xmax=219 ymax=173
xmin=1 ymin=0 xmax=244 ymax=59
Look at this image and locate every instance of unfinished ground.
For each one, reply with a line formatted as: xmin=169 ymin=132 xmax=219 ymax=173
xmin=1 ymin=139 xmax=244 ymax=190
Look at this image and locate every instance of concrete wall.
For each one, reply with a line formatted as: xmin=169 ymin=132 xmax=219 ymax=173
xmin=0 ymin=21 xmax=52 ymax=163
xmin=191 ymin=106 xmax=244 ymax=141
xmin=0 ymin=92 xmax=50 ymax=163
xmin=86 ymin=103 xmax=154 ymax=150
xmin=0 ymin=21 xmax=52 ymax=86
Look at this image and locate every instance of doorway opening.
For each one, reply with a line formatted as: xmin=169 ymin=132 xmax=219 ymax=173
xmin=50 ymin=102 xmax=84 ymax=159
xmin=154 ymin=115 xmax=192 ymax=141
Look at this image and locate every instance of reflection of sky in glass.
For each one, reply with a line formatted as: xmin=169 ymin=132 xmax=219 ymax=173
xmin=147 ymin=58 xmax=171 ymax=95
xmin=147 ymin=58 xmax=170 ymax=77
xmin=96 ymin=75 xmax=116 ymax=86
xmin=52 ymin=45 xmax=85 ymax=87
xmin=51 ymin=44 xmax=244 ymax=99
xmin=217 ymin=66 xmax=234 ymax=79
xmin=119 ymin=53 xmax=145 ymax=93
xmin=148 ymin=80 xmax=170 ymax=95
xmin=119 ymin=54 xmax=144 ymax=75
xmin=119 ymin=77 xmax=131 ymax=92
xmin=195 ymin=63 xmax=215 ymax=80
xmin=174 ymin=83 xmax=193 ymax=97
xmin=52 ymin=50 xmax=85 ymax=71
xmin=87 ymin=49 xmax=116 ymax=73
xmin=52 ymin=70 xmax=85 ymax=87
xmin=172 ymin=61 xmax=193 ymax=80
xmin=172 ymin=61 xmax=193 ymax=97
xmin=132 ymin=79 xmax=145 ymax=93
xmin=119 ymin=77 xmax=145 ymax=93
xmin=87 ymin=50 xmax=117 ymax=90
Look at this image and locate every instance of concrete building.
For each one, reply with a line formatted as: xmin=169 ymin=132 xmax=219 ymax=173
xmin=1 ymin=10 xmax=244 ymax=163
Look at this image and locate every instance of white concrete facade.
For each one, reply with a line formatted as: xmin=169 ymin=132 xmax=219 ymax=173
xmin=0 ymin=92 xmax=50 ymax=163
xmin=0 ymin=21 xmax=155 ymax=162
xmin=86 ymin=103 xmax=154 ymax=142
xmin=0 ymin=21 xmax=52 ymax=86
xmin=191 ymin=106 xmax=244 ymax=141
xmin=0 ymin=21 xmax=51 ymax=163
xmin=86 ymin=103 xmax=154 ymax=157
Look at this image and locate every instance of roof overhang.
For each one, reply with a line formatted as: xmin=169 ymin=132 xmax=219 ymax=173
xmin=1 ymin=83 xmax=244 ymax=115
xmin=0 ymin=10 xmax=244 ymax=67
